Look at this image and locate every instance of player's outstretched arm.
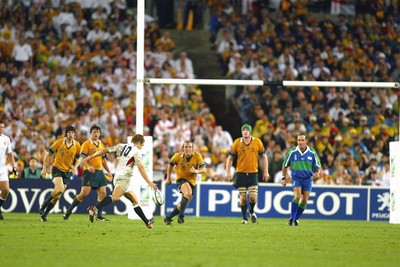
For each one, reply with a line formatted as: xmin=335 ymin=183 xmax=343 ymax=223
xmin=137 ymin=162 xmax=158 ymax=190
xmin=81 ymin=148 xmax=109 ymax=165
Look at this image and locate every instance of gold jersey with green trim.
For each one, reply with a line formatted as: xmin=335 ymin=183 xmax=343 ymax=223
xmin=80 ymin=139 xmax=106 ymax=171
xmin=229 ymin=136 xmax=265 ymax=173
xmin=170 ymin=151 xmax=205 ymax=186
xmin=48 ymin=138 xmax=81 ymax=173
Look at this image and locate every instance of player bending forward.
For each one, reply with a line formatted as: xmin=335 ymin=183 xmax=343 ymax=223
xmin=83 ymin=134 xmax=158 ymax=229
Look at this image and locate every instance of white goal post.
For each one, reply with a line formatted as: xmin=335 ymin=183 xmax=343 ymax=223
xmin=145 ymin=78 xmax=399 ymax=88
xmin=389 ymin=142 xmax=400 ymax=224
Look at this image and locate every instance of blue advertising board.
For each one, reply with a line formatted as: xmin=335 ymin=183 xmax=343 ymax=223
xmin=163 ymin=182 xmax=389 ymax=221
xmin=4 ymin=179 xmax=127 ymax=216
xmin=197 ymin=184 xmax=370 ymax=220
xmin=6 ymin=180 xmax=389 ymax=221
xmin=369 ymin=188 xmax=391 ymax=221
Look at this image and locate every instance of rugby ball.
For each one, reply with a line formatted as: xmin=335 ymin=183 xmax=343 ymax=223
xmin=152 ymin=189 xmax=164 ymax=205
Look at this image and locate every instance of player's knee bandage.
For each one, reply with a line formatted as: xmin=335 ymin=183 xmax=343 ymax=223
xmin=249 ymin=188 xmax=258 ymax=194
xmin=238 ymin=188 xmax=247 ymax=195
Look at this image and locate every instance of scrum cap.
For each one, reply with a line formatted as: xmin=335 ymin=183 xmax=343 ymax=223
xmin=241 ymin=124 xmax=252 ymax=133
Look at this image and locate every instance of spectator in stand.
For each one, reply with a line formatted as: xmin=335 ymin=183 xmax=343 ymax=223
xmin=0 ymin=0 xmax=398 ymax=190
xmin=381 ymin=161 xmax=390 ymax=187
xmin=153 ymin=109 xmax=174 ymax=142
xmin=154 ymin=31 xmax=175 ymax=52
xmin=211 ymin=125 xmax=233 ymax=158
xmin=269 ymin=151 xmax=284 ymax=183
xmin=12 ymin=35 xmax=32 ymax=69
xmin=0 ymin=30 xmax=15 ymax=63
xmin=217 ymin=29 xmax=238 ymax=74
xmin=175 ymin=50 xmax=195 ymax=79
xmin=251 ymin=106 xmax=270 ymax=139
xmin=212 ymin=149 xmax=234 ymax=182
xmin=86 ymin=21 xmax=105 ymax=44
xmin=22 ymin=157 xmax=42 ymax=179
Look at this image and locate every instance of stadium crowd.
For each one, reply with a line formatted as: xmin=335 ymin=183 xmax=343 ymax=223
xmin=0 ymin=0 xmax=398 ymax=188
xmin=211 ymin=0 xmax=399 ymax=186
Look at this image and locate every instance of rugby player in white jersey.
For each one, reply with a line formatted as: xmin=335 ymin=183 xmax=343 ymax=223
xmin=83 ymin=134 xmax=158 ymax=229
xmin=0 ymin=121 xmax=17 ymax=220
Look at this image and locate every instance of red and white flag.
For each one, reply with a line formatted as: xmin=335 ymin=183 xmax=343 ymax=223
xmin=331 ymin=0 xmax=355 ymax=16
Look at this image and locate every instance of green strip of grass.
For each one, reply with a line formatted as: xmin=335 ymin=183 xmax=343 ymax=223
xmin=1 ymin=213 xmax=399 ymax=267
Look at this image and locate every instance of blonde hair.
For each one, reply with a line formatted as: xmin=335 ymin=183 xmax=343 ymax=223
xmin=131 ymin=134 xmax=145 ymax=144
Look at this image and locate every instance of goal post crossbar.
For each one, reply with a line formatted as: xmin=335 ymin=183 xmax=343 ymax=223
xmin=143 ymin=78 xmax=399 ymax=88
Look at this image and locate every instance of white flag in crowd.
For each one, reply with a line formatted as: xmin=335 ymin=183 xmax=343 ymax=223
xmin=331 ymin=0 xmax=356 ymax=16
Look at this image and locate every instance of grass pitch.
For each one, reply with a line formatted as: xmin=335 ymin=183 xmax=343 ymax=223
xmin=1 ymin=213 xmax=399 ymax=267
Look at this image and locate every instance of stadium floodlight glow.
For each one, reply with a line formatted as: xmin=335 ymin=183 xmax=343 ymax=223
xmin=145 ymin=78 xmax=399 ymax=88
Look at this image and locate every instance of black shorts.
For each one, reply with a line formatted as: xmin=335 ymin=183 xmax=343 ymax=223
xmin=51 ymin=166 xmax=72 ymax=185
xmin=176 ymin=178 xmax=195 ymax=195
xmin=232 ymin=172 xmax=258 ymax=188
